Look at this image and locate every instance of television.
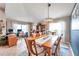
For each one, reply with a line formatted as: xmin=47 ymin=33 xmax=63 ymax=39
xmin=17 ymin=29 xmax=22 ymax=32
xmin=8 ymin=29 xmax=13 ymax=33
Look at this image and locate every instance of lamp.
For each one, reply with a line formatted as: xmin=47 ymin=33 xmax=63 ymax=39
xmin=44 ymin=3 xmax=53 ymax=22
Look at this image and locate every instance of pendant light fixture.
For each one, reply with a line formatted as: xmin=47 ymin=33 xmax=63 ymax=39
xmin=44 ymin=3 xmax=53 ymax=22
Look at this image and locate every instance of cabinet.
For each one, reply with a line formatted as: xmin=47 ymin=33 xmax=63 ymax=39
xmin=8 ymin=34 xmax=17 ymax=47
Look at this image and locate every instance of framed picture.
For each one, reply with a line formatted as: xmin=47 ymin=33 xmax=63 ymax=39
xmin=0 ymin=19 xmax=5 ymax=34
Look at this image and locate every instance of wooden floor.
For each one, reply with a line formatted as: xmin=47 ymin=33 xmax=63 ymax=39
xmin=0 ymin=38 xmax=73 ymax=56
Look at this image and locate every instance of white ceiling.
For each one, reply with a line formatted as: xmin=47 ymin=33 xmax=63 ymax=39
xmin=5 ymin=3 xmax=75 ymax=23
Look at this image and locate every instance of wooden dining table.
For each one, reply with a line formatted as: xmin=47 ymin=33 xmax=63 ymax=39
xmin=27 ymin=35 xmax=58 ymax=56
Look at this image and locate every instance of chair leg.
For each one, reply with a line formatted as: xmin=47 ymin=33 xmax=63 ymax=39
xmin=52 ymin=53 xmax=55 ymax=56
xmin=28 ymin=52 xmax=31 ymax=56
xmin=36 ymin=54 xmax=38 ymax=56
xmin=44 ymin=53 xmax=47 ymax=56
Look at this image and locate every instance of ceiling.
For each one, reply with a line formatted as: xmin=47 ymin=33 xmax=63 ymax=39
xmin=5 ymin=3 xmax=75 ymax=23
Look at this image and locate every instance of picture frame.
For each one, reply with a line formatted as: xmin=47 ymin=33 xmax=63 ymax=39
xmin=0 ymin=19 xmax=5 ymax=34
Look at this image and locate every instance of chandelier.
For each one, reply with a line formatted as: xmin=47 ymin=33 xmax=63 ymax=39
xmin=43 ymin=3 xmax=53 ymax=22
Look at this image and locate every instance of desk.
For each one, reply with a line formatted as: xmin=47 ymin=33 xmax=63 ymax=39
xmin=28 ymin=35 xmax=58 ymax=56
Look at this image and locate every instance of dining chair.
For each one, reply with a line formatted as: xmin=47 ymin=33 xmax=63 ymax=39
xmin=52 ymin=36 xmax=62 ymax=56
xmin=31 ymin=33 xmax=36 ymax=38
xmin=25 ymin=37 xmax=47 ymax=56
xmin=36 ymin=33 xmax=40 ymax=37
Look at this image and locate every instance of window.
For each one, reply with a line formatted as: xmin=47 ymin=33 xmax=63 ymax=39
xmin=22 ymin=25 xmax=29 ymax=33
xmin=13 ymin=23 xmax=21 ymax=33
xmin=13 ymin=23 xmax=29 ymax=34
xmin=49 ymin=21 xmax=65 ymax=42
xmin=71 ymin=18 xmax=79 ymax=30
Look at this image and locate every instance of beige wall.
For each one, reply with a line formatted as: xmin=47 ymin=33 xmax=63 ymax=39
xmin=51 ymin=16 xmax=71 ymax=44
xmin=0 ymin=10 xmax=5 ymax=18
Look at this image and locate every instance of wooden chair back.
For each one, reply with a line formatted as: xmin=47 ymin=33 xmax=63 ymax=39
xmin=25 ymin=37 xmax=47 ymax=56
xmin=53 ymin=36 xmax=62 ymax=56
xmin=31 ymin=33 xmax=36 ymax=38
xmin=36 ymin=33 xmax=40 ymax=37
xmin=25 ymin=37 xmax=38 ymax=56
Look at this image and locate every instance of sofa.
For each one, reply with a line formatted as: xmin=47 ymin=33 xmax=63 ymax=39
xmin=0 ymin=35 xmax=7 ymax=46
